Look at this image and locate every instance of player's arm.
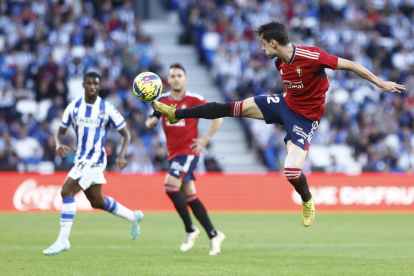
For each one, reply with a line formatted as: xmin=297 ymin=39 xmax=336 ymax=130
xmin=56 ymin=104 xmax=73 ymax=158
xmin=55 ymin=126 xmax=71 ymax=158
xmin=336 ymin=58 xmax=406 ymax=93
xmin=190 ymin=118 xmax=223 ymax=154
xmin=145 ymin=111 xmax=160 ymax=130
xmin=116 ymin=126 xmax=131 ymax=170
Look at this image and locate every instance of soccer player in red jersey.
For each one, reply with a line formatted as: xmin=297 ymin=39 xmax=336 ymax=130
xmin=152 ymin=22 xmax=406 ymax=227
xmin=145 ymin=63 xmax=225 ymax=255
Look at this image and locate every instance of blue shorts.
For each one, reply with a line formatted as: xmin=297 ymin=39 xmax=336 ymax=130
xmin=168 ymin=155 xmax=199 ymax=183
xmin=254 ymin=94 xmax=319 ymax=150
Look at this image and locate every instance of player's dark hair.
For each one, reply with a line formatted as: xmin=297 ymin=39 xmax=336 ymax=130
xmin=83 ymin=71 xmax=102 ymax=82
xmin=255 ymin=21 xmax=290 ymax=46
xmin=169 ymin=63 xmax=186 ymax=74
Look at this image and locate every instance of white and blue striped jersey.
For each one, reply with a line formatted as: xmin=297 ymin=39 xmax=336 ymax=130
xmin=60 ymin=96 xmax=126 ymax=165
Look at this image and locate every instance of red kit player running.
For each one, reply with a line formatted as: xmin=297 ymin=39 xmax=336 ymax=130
xmin=152 ymin=21 xmax=406 ymax=227
xmin=145 ymin=63 xmax=225 ymax=255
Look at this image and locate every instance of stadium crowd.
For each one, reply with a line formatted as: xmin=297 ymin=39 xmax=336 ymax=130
xmin=1 ymin=0 xmax=414 ymax=173
xmin=174 ymin=0 xmax=414 ymax=172
xmin=0 ymin=0 xmax=172 ymax=172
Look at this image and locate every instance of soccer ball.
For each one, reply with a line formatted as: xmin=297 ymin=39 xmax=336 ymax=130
xmin=132 ymin=72 xmax=163 ymax=102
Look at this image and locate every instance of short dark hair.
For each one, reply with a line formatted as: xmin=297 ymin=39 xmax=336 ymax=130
xmin=255 ymin=21 xmax=290 ymax=46
xmin=169 ymin=63 xmax=186 ymax=74
xmin=84 ymin=71 xmax=102 ymax=82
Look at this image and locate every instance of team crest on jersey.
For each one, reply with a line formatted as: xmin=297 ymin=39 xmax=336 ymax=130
xmin=99 ymin=110 xmax=104 ymax=118
xmin=295 ymin=66 xmax=302 ymax=76
xmin=181 ymin=104 xmax=187 ymax=109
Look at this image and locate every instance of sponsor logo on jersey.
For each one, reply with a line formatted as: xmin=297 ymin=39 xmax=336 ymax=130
xmin=283 ymin=80 xmax=304 ymax=89
xmin=77 ymin=117 xmax=101 ymax=127
xmin=295 ymin=66 xmax=302 ymax=76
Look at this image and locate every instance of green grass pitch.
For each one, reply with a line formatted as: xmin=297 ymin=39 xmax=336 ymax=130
xmin=1 ymin=213 xmax=413 ymax=275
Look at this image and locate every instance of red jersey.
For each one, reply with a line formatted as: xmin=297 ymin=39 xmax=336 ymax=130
xmin=157 ymin=91 xmax=207 ymax=160
xmin=276 ymin=45 xmax=338 ymax=121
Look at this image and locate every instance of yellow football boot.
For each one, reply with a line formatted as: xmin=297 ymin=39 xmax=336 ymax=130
xmin=151 ymin=100 xmax=180 ymax=124
xmin=302 ymin=192 xmax=315 ymax=227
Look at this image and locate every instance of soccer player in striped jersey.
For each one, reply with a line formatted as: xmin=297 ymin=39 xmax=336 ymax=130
xmin=43 ymin=72 xmax=144 ymax=255
xmin=152 ymin=22 xmax=406 ymax=227
xmin=145 ymin=63 xmax=225 ymax=255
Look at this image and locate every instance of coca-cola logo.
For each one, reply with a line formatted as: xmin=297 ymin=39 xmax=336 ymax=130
xmin=292 ymin=186 xmax=414 ymax=205
xmin=13 ymin=179 xmax=93 ymax=211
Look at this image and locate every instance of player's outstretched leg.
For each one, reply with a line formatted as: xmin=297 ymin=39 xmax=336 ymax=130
xmin=186 ymin=194 xmax=226 ymax=255
xmin=43 ymin=178 xmax=82 ymax=255
xmin=152 ymin=100 xmax=241 ymax=124
xmin=84 ymin=185 xmax=144 ymax=240
xmin=165 ymin=184 xmax=199 ymax=251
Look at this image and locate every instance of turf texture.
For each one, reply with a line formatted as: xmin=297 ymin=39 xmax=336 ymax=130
xmin=0 ymin=213 xmax=413 ymax=275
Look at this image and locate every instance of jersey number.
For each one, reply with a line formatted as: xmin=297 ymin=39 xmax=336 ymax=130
xmin=77 ymin=162 xmax=86 ymax=170
xmin=267 ymin=96 xmax=280 ymax=104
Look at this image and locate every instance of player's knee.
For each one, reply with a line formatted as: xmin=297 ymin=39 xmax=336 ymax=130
xmin=164 ymin=184 xmax=180 ymax=194
xmin=90 ymin=199 xmax=105 ymax=209
xmin=180 ymin=185 xmax=195 ymax=197
xmin=284 ymin=167 xmax=302 ymax=182
xmin=61 ymin=186 xmax=73 ymax=198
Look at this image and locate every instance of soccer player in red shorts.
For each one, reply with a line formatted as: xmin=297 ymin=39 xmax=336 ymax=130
xmin=152 ymin=22 xmax=405 ymax=227
xmin=145 ymin=63 xmax=225 ymax=255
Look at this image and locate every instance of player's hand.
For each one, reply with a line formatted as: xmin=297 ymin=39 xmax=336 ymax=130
xmin=145 ymin=117 xmax=158 ymax=130
xmin=56 ymin=144 xmax=71 ymax=158
xmin=190 ymin=137 xmax=209 ymax=154
xmin=116 ymin=156 xmax=128 ymax=170
xmin=378 ymin=81 xmax=406 ymax=93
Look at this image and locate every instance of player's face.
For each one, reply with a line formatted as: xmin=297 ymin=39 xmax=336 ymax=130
xmin=260 ymin=36 xmax=278 ymax=59
xmin=82 ymin=77 xmax=101 ymax=97
xmin=168 ymin=68 xmax=187 ymax=92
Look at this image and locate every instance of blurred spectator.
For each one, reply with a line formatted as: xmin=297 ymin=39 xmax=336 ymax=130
xmin=14 ymin=126 xmax=43 ymax=164
xmin=0 ymin=0 xmax=177 ymax=173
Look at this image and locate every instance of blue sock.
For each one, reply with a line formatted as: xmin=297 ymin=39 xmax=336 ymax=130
xmin=58 ymin=197 xmax=76 ymax=241
xmin=102 ymin=196 xmax=118 ymax=213
xmin=102 ymin=196 xmax=135 ymax=222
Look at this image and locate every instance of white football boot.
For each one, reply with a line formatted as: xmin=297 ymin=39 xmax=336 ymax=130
xmin=209 ymin=231 xmax=226 ymax=256
xmin=180 ymin=226 xmax=200 ymax=252
xmin=131 ymin=210 xmax=144 ymax=240
xmin=43 ymin=240 xmax=70 ymax=256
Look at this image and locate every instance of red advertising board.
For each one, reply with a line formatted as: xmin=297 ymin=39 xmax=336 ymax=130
xmin=1 ymin=172 xmax=413 ymax=212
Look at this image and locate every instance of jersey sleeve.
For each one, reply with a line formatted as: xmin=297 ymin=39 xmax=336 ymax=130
xmin=107 ymin=103 xmax=126 ymax=130
xmin=60 ymin=103 xmax=73 ymax=128
xmin=314 ymin=49 xmax=338 ymax=71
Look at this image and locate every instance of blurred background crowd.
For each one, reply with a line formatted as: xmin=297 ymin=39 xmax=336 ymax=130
xmin=0 ymin=0 xmax=413 ymax=173
xmin=0 ymin=0 xmax=170 ymax=172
